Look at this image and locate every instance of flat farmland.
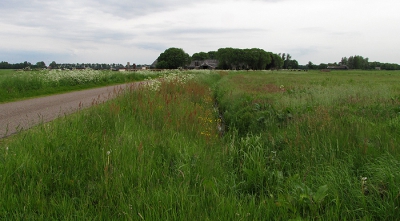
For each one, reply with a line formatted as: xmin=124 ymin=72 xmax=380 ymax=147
xmin=0 ymin=70 xmax=399 ymax=220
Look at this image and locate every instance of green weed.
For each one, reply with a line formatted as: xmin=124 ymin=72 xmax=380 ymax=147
xmin=1 ymin=70 xmax=399 ymax=219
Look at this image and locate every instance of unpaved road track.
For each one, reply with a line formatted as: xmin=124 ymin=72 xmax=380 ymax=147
xmin=0 ymin=82 xmax=141 ymax=138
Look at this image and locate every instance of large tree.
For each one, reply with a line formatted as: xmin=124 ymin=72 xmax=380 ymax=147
xmin=192 ymin=52 xmax=209 ymax=60
xmin=318 ymin=63 xmax=328 ymax=69
xmin=207 ymin=51 xmax=217 ymax=59
xmin=35 ymin=61 xmax=46 ymax=69
xmin=307 ymin=61 xmax=317 ymax=70
xmin=267 ymin=54 xmax=284 ymax=69
xmin=156 ymin=48 xmax=190 ymax=69
xmin=49 ymin=61 xmax=58 ymax=69
xmin=344 ymin=55 xmax=369 ymax=69
xmin=216 ymin=47 xmax=275 ymax=70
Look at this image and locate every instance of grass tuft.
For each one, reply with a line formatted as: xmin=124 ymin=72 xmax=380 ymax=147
xmin=1 ymin=70 xmax=399 ymax=219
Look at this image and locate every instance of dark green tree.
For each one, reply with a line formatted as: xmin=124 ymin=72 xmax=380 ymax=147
xmin=49 ymin=61 xmax=58 ymax=69
xmin=353 ymin=55 xmax=363 ymax=69
xmin=288 ymin=60 xmax=299 ymax=69
xmin=341 ymin=57 xmax=348 ymax=66
xmin=216 ymin=48 xmax=233 ymax=69
xmin=347 ymin=56 xmax=354 ymax=69
xmin=207 ymin=51 xmax=217 ymax=59
xmin=266 ymin=54 xmax=284 ymax=69
xmin=247 ymin=48 xmax=272 ymax=70
xmin=23 ymin=61 xmax=31 ymax=68
xmin=156 ymin=61 xmax=169 ymax=69
xmin=0 ymin=61 xmax=11 ymax=69
xmin=307 ymin=61 xmax=313 ymax=69
xmin=307 ymin=61 xmax=316 ymax=69
xmin=282 ymin=53 xmax=295 ymax=69
xmin=362 ymin=57 xmax=369 ymax=69
xmin=318 ymin=63 xmax=328 ymax=69
xmin=157 ymin=48 xmax=190 ymax=69
xmin=345 ymin=55 xmax=368 ymax=69
xmin=216 ymin=47 xmax=274 ymax=70
xmin=35 ymin=61 xmax=46 ymax=69
xmin=192 ymin=52 xmax=209 ymax=60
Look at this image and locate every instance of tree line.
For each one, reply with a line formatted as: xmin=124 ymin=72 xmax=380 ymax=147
xmin=307 ymin=55 xmax=400 ymax=70
xmin=0 ymin=61 xmax=54 ymax=69
xmin=0 ymin=61 xmax=143 ymax=70
xmin=156 ymin=47 xmax=299 ymax=70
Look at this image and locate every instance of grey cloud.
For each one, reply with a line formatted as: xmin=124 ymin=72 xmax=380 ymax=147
xmin=85 ymin=0 xmax=203 ymax=19
xmin=134 ymin=43 xmax=167 ymax=51
xmin=0 ymin=2 xmax=138 ymax=44
xmin=298 ymin=27 xmax=360 ymax=38
xmin=0 ymin=0 xmax=195 ymax=43
xmin=147 ymin=27 xmax=268 ymax=36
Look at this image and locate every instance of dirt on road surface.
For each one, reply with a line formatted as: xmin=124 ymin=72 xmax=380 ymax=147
xmin=0 ymin=82 xmax=143 ymax=138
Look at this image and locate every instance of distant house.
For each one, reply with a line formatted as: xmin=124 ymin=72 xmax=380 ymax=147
xmin=188 ymin=59 xmax=219 ymax=70
xmin=326 ymin=65 xmax=349 ymax=70
xmin=150 ymin=60 xmax=158 ymax=69
xmin=150 ymin=59 xmax=219 ymax=69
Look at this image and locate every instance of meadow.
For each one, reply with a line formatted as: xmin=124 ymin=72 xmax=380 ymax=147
xmin=0 ymin=69 xmax=399 ymax=219
xmin=0 ymin=69 xmax=163 ymax=103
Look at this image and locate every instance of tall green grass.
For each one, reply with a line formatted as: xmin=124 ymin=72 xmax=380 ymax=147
xmin=0 ymin=71 xmax=230 ymax=219
xmin=215 ymin=70 xmax=400 ymax=219
xmin=1 ymin=70 xmax=399 ymax=219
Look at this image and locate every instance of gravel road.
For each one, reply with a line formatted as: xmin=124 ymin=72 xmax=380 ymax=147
xmin=0 ymin=82 xmax=142 ymax=138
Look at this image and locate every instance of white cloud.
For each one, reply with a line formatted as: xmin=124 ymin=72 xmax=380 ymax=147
xmin=0 ymin=0 xmax=399 ymax=65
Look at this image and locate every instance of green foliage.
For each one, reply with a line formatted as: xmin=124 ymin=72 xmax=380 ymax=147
xmin=156 ymin=47 xmax=191 ymax=69
xmin=268 ymin=53 xmax=284 ymax=69
xmin=338 ymin=55 xmax=400 ymax=70
xmin=307 ymin=61 xmax=316 ymax=69
xmin=192 ymin=52 xmax=209 ymax=60
xmin=215 ymin=70 xmax=400 ymax=218
xmin=215 ymin=47 xmax=278 ymax=70
xmin=0 ymin=71 xmax=224 ymax=219
xmin=207 ymin=51 xmax=217 ymax=59
xmin=318 ymin=63 xmax=328 ymax=69
xmin=49 ymin=61 xmax=58 ymax=69
xmin=1 ymin=70 xmax=400 ymax=219
xmin=35 ymin=61 xmax=46 ymax=69
xmin=0 ymin=61 xmax=32 ymax=69
xmin=280 ymin=53 xmax=299 ymax=69
xmin=155 ymin=60 xmax=169 ymax=69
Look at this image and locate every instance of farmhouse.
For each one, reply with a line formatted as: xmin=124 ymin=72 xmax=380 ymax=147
xmin=150 ymin=59 xmax=219 ymax=69
xmin=150 ymin=60 xmax=158 ymax=69
xmin=188 ymin=59 xmax=219 ymax=70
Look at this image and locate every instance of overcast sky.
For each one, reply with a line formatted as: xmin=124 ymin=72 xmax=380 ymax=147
xmin=1 ymin=0 xmax=399 ymax=65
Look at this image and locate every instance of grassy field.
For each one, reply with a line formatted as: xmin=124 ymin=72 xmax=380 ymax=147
xmin=214 ymin=70 xmax=400 ymax=219
xmin=0 ymin=69 xmax=163 ymax=103
xmin=0 ymin=70 xmax=399 ymax=219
